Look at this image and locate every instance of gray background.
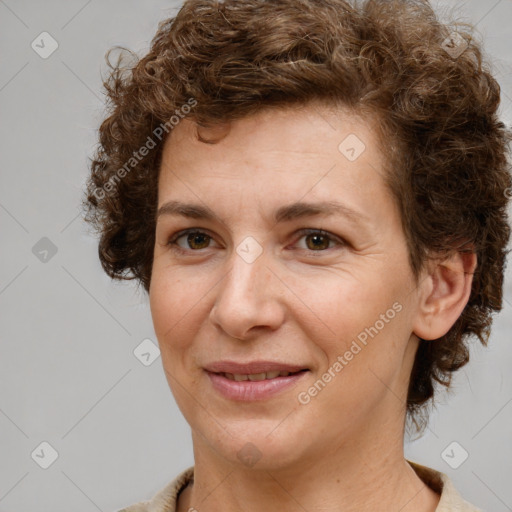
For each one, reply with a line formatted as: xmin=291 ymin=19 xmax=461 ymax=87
xmin=0 ymin=0 xmax=511 ymax=511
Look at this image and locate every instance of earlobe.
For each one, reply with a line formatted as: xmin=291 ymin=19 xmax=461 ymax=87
xmin=413 ymin=251 xmax=477 ymax=341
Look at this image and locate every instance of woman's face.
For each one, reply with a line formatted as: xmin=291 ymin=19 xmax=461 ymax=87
xmin=150 ymin=104 xmax=423 ymax=469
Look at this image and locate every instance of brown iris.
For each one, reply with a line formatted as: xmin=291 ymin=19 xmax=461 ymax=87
xmin=187 ymin=232 xmax=210 ymax=249
xmin=305 ymin=233 xmax=330 ymax=250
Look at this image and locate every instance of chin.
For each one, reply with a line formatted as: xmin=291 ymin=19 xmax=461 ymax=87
xmin=195 ymin=416 xmax=316 ymax=471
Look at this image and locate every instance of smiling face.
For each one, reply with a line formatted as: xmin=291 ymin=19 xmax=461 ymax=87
xmin=149 ymin=103 xmax=425 ymax=470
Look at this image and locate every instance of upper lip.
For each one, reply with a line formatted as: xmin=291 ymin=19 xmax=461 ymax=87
xmin=204 ymin=361 xmax=309 ymax=374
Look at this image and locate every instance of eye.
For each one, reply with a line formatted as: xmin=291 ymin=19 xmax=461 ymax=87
xmin=168 ymin=229 xmax=217 ymax=251
xmin=166 ymin=228 xmax=345 ymax=254
xmin=293 ymin=229 xmax=345 ymax=251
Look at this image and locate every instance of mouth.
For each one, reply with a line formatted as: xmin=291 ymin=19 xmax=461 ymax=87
xmin=220 ymin=369 xmax=306 ymax=382
xmin=204 ymin=361 xmax=310 ymax=401
xmin=204 ymin=361 xmax=309 ymax=374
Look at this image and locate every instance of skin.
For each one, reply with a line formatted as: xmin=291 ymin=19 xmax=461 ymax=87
xmin=149 ymin=103 xmax=476 ymax=512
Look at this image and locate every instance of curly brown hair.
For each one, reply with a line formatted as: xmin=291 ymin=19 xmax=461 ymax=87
xmin=82 ymin=0 xmax=512 ymax=431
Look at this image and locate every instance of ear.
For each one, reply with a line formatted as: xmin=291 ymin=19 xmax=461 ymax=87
xmin=413 ymin=251 xmax=477 ymax=341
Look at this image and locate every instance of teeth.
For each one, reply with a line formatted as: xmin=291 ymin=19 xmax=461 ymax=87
xmin=223 ymin=371 xmax=295 ymax=381
xmin=248 ymin=372 xmax=267 ymax=381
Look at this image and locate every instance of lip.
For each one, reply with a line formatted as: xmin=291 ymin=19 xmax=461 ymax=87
xmin=204 ymin=360 xmax=310 ymax=401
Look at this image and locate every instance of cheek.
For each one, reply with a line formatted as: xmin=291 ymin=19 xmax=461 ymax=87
xmin=149 ymin=268 xmax=202 ymax=348
xmin=290 ymin=273 xmax=413 ymax=408
xmin=149 ymin=262 xmax=226 ymax=375
xmin=149 ymin=277 xmax=178 ymax=338
xmin=287 ymin=270 xmax=400 ymax=350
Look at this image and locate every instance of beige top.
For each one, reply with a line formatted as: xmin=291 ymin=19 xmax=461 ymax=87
xmin=118 ymin=460 xmax=482 ymax=512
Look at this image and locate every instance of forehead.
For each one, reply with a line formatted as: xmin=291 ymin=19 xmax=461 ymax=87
xmin=159 ymin=104 xmax=387 ymax=189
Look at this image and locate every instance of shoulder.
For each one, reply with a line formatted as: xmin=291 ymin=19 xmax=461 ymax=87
xmin=116 ymin=466 xmax=194 ymax=512
xmin=407 ymin=459 xmax=482 ymax=512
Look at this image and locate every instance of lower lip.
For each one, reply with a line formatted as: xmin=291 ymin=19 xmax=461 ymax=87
xmin=206 ymin=371 xmax=308 ymax=401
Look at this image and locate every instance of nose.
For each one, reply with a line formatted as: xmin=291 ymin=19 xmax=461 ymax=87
xmin=209 ymin=247 xmax=286 ymax=341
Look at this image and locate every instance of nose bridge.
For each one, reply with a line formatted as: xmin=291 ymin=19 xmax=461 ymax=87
xmin=210 ymin=242 xmax=283 ymax=338
xmin=220 ymin=246 xmax=270 ymax=311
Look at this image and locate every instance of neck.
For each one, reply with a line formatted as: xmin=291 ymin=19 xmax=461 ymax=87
xmin=178 ymin=427 xmax=439 ymax=512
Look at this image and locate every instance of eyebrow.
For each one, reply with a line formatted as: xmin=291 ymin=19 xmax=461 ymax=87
xmin=156 ymin=199 xmax=368 ymax=225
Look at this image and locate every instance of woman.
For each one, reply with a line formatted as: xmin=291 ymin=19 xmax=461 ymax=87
xmin=83 ymin=0 xmax=511 ymax=511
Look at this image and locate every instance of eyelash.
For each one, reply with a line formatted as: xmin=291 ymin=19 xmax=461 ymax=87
xmin=166 ymin=228 xmax=346 ymax=254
